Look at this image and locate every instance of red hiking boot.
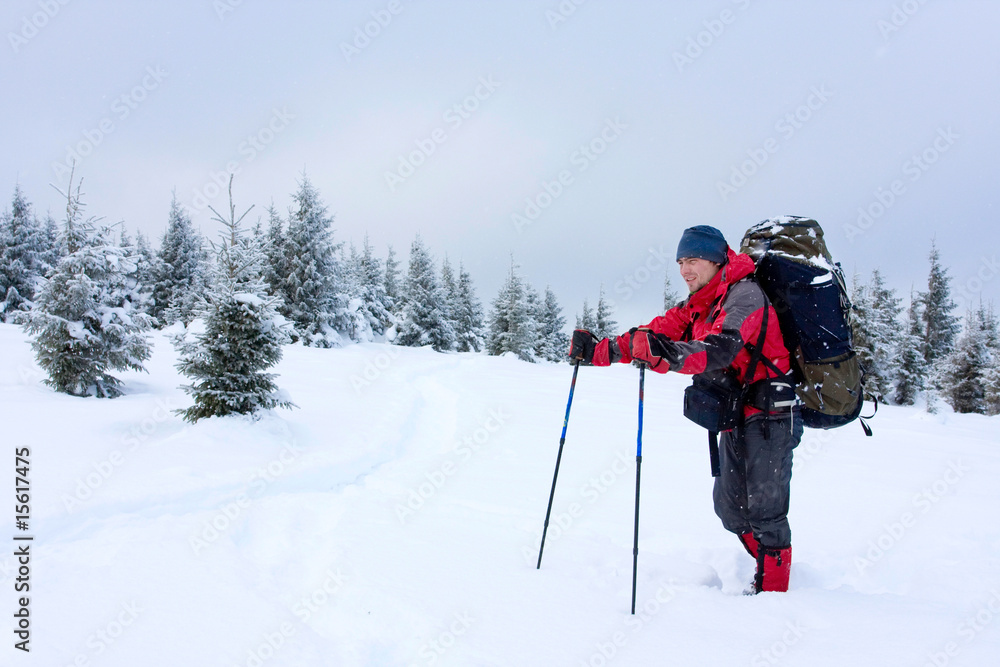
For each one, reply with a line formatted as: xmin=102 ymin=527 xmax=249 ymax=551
xmin=753 ymin=545 xmax=792 ymax=593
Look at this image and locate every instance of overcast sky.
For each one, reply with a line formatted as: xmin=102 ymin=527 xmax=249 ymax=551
xmin=2 ymin=0 xmax=998 ymax=329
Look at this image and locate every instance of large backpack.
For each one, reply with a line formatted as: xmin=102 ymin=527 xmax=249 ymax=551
xmin=739 ymin=216 xmax=874 ymax=435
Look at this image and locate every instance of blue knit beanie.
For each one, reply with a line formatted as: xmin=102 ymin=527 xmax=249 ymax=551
xmin=676 ymin=225 xmax=728 ymax=264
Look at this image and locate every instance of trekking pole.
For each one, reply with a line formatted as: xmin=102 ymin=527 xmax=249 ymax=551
xmin=537 ymin=361 xmax=581 ymax=569
xmin=631 ymin=363 xmax=645 ymax=614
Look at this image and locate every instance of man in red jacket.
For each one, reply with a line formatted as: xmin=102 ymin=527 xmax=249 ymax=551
xmin=569 ymin=225 xmax=803 ymax=593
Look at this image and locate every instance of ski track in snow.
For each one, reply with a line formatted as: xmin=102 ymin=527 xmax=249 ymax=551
xmin=2 ymin=324 xmax=1000 ymax=666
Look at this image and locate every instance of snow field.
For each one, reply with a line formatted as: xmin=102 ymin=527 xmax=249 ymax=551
xmin=1 ymin=323 xmax=999 ymax=666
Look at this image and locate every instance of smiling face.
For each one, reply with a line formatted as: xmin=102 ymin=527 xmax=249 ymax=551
xmin=677 ymin=257 xmax=722 ymax=293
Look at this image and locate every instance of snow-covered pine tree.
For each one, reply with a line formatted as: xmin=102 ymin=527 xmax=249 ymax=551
xmin=175 ymin=177 xmax=293 ymax=422
xmin=261 ymin=203 xmax=287 ymax=296
xmin=0 ymin=184 xmax=46 ymax=321
xmin=337 ymin=243 xmax=368 ymax=343
xmin=354 ymin=235 xmax=394 ymax=339
xmin=133 ymin=229 xmax=156 ymax=292
xmin=525 ymin=283 xmax=544 ymax=356
xmin=893 ymin=288 xmax=927 ymax=406
xmin=440 ymin=255 xmax=459 ymax=340
xmin=663 ymin=271 xmax=681 ymax=311
xmin=575 ymin=299 xmax=597 ymax=332
xmin=982 ymin=304 xmax=1000 ymax=416
xmin=920 ymin=241 xmax=961 ymax=368
xmin=150 ymin=194 xmax=208 ymax=327
xmin=594 ymin=286 xmax=618 ymax=340
xmin=277 ymin=176 xmax=346 ymax=347
xmin=453 ymin=262 xmax=485 ymax=353
xmin=119 ymin=227 xmax=155 ymax=319
xmin=22 ymin=173 xmax=152 ymax=398
xmin=972 ymin=303 xmax=1000 ymax=415
xmin=849 ymin=271 xmax=877 ymax=393
xmin=535 ymin=286 xmax=568 ymax=362
xmin=384 ymin=244 xmax=402 ymax=317
xmin=37 ymin=211 xmax=61 ymax=276
xmin=865 ymin=269 xmax=903 ymax=401
xmin=485 ymin=258 xmax=534 ymax=361
xmin=396 ymin=235 xmax=455 ymax=351
xmin=941 ymin=307 xmax=991 ymax=414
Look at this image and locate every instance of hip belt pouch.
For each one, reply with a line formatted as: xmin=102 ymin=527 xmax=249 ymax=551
xmin=683 ymin=374 xmax=743 ymax=432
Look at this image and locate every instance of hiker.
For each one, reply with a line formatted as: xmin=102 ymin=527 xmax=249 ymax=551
xmin=568 ymin=225 xmax=803 ymax=593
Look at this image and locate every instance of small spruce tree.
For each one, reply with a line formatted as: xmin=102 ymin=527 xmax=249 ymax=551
xmin=594 ymin=285 xmax=618 ymax=340
xmin=535 ymin=286 xmax=568 ymax=362
xmin=575 ymin=299 xmax=597 ymax=332
xmin=893 ymin=288 xmax=927 ymax=406
xmin=941 ymin=308 xmax=990 ymax=414
xmin=663 ymin=272 xmax=681 ymax=311
xmin=277 ymin=175 xmax=345 ymax=346
xmin=453 ymin=262 xmax=485 ymax=353
xmin=175 ymin=178 xmax=293 ymax=422
xmin=150 ymin=194 xmax=209 ymax=327
xmin=920 ymin=241 xmax=961 ymax=368
xmin=22 ymin=173 xmax=152 ymax=397
xmin=0 ymin=184 xmax=45 ymax=321
xmin=866 ymin=269 xmax=903 ymax=401
xmin=396 ymin=235 xmax=455 ymax=351
xmin=486 ymin=259 xmax=535 ymax=361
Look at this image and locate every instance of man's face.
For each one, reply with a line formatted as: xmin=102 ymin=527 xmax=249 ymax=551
xmin=677 ymin=257 xmax=721 ymax=293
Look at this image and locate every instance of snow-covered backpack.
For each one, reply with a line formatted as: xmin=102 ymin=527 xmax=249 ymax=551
xmin=739 ymin=216 xmax=874 ymax=435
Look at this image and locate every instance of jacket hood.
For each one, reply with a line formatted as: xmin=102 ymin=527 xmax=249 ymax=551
xmin=687 ymin=247 xmax=755 ymax=309
xmin=719 ymin=247 xmax=756 ymax=286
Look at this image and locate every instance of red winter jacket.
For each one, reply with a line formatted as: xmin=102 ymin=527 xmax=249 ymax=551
xmin=593 ymin=247 xmax=791 ymax=416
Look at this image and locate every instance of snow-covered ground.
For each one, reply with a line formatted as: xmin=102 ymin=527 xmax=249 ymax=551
xmin=2 ymin=323 xmax=999 ymax=666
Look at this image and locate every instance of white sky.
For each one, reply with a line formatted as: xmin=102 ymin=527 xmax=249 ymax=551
xmin=2 ymin=0 xmax=998 ymax=329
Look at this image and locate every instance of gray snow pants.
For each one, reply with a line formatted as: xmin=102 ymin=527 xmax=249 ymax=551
xmin=712 ymin=410 xmax=803 ymax=549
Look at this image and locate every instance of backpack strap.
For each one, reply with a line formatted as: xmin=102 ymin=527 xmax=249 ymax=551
xmin=708 ymin=431 xmax=721 ymax=477
xmin=858 ymin=395 xmax=878 ymax=436
xmin=741 ymin=300 xmax=770 ymax=387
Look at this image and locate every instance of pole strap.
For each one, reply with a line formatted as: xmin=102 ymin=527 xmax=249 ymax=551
xmin=708 ymin=431 xmax=720 ymax=477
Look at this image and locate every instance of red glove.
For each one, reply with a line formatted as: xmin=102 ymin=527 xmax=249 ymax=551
xmin=629 ymin=328 xmax=674 ymax=372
